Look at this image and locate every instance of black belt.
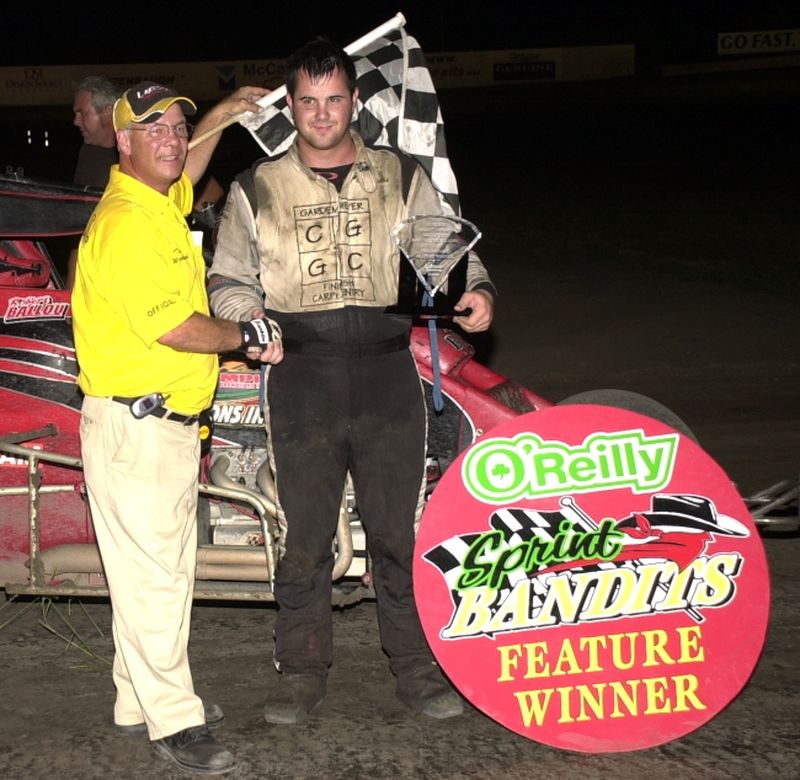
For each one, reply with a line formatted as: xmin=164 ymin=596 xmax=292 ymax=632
xmin=112 ymin=397 xmax=199 ymax=426
xmin=281 ymin=333 xmax=410 ymax=358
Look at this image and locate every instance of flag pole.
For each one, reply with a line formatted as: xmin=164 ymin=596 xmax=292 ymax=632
xmin=188 ymin=12 xmax=407 ymax=150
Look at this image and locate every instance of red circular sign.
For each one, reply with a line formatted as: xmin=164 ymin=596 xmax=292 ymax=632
xmin=415 ymin=405 xmax=770 ymax=752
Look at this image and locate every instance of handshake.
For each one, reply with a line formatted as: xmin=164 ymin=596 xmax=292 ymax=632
xmin=238 ymin=317 xmax=282 ymax=351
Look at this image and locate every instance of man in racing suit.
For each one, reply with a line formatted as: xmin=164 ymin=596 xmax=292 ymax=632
xmin=208 ymin=38 xmax=496 ymax=724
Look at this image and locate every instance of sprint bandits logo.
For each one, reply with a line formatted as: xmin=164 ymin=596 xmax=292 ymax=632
xmin=414 ymin=406 xmax=769 ymax=752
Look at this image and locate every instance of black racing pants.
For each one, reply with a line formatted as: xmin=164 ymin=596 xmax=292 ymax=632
xmin=266 ymin=345 xmax=435 ymax=680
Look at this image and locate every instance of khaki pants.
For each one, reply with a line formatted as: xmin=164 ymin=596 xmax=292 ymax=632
xmin=80 ymin=395 xmax=204 ymax=740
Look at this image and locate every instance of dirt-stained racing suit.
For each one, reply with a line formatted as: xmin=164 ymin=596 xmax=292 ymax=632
xmin=208 ymin=131 xmax=496 ymax=683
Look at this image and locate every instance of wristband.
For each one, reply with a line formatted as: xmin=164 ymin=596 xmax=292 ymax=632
xmin=239 ymin=319 xmax=272 ymax=349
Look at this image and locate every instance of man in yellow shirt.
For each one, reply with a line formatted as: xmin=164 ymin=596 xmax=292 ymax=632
xmin=71 ymin=81 xmax=283 ymax=775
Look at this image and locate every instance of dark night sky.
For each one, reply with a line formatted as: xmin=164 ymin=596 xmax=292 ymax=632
xmin=2 ymin=2 xmax=798 ymax=66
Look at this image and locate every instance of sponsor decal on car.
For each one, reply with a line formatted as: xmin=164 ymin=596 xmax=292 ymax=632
xmin=212 ymin=403 xmax=264 ymax=426
xmin=3 ymin=295 xmax=70 ymax=322
xmin=213 ymin=369 xmax=264 ymax=426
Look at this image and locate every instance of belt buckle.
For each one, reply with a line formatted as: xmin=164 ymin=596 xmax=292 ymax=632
xmin=161 ymin=408 xmax=186 ymax=425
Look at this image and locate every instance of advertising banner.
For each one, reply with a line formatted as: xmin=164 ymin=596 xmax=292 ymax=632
xmin=0 ymin=45 xmax=635 ymax=107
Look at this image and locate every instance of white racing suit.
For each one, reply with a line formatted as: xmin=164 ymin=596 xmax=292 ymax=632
xmin=208 ymin=131 xmax=495 ymax=681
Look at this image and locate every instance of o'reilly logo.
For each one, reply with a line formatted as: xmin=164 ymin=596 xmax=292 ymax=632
xmin=462 ymin=429 xmax=679 ymax=502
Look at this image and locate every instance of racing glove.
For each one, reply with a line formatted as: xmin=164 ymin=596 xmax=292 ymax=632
xmin=238 ymin=318 xmax=282 ymax=350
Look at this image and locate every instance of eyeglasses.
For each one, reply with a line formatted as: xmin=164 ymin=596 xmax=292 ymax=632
xmin=126 ymin=122 xmax=193 ymax=140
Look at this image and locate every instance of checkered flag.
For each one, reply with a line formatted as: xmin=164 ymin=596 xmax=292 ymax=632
xmin=353 ymin=29 xmax=460 ymax=215
xmin=239 ymin=26 xmax=460 ymax=215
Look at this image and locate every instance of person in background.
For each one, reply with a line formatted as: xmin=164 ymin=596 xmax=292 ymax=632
xmin=71 ymin=80 xmax=283 ymax=775
xmin=72 ymin=75 xmax=119 ymax=188
xmin=208 ymin=38 xmax=495 ymax=726
xmin=66 ymin=76 xmax=119 ymax=290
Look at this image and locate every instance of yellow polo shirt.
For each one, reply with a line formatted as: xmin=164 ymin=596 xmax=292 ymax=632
xmin=72 ymin=166 xmax=218 ymax=414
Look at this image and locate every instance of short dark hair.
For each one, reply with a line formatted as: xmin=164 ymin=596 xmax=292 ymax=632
xmin=286 ymin=37 xmax=357 ymax=96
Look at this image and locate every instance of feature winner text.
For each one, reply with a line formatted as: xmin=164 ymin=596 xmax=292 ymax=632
xmin=498 ymin=626 xmax=706 ymax=726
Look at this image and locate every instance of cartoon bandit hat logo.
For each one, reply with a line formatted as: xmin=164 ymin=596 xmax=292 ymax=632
xmin=617 ymin=493 xmax=749 ymax=536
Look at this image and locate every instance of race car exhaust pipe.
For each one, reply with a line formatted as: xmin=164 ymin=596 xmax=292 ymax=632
xmin=208 ymin=451 xmax=355 ymax=579
xmin=37 ymin=543 xmax=272 ymax=581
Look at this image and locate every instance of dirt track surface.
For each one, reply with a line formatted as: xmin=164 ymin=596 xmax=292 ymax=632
xmin=1 ymin=72 xmax=799 ymax=778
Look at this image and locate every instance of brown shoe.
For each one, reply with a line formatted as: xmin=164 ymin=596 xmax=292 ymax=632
xmin=263 ymin=672 xmax=326 ymax=724
xmin=151 ymin=724 xmax=235 ymax=775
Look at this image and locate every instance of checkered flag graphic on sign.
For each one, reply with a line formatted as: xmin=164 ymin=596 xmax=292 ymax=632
xmin=240 ymin=28 xmax=460 ymax=215
xmin=489 ymin=508 xmax=573 ymax=592
xmin=423 ymin=532 xmax=482 ymax=596
xmin=492 ymin=506 xmax=622 ymax=580
xmin=422 ymin=506 xmax=620 ymax=614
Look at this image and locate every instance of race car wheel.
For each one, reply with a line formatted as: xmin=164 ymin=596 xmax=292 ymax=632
xmin=557 ymin=388 xmax=697 ymax=441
